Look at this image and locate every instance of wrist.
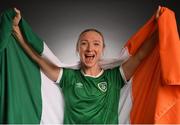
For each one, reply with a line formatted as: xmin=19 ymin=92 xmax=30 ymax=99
xmin=12 ymin=25 xmax=20 ymax=33
xmin=12 ymin=26 xmax=24 ymax=42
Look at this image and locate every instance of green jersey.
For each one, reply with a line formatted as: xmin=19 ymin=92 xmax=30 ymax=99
xmin=59 ymin=66 xmax=125 ymax=124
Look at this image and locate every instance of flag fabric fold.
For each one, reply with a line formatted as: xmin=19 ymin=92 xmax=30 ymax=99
xmin=0 ymin=8 xmax=43 ymax=124
xmin=0 ymin=7 xmax=180 ymax=124
xmin=127 ymin=7 xmax=180 ymax=123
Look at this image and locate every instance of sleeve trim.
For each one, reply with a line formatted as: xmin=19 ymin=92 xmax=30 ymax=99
xmin=119 ymin=65 xmax=133 ymax=85
xmin=119 ymin=66 xmax=128 ymax=84
xmin=55 ymin=68 xmax=63 ymax=84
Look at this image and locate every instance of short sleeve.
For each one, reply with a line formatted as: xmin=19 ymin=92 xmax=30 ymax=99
xmin=58 ymin=68 xmax=76 ymax=88
xmin=119 ymin=66 xmax=128 ymax=84
xmin=107 ymin=66 xmax=125 ymax=89
xmin=119 ymin=65 xmax=132 ymax=85
xmin=55 ymin=68 xmax=63 ymax=83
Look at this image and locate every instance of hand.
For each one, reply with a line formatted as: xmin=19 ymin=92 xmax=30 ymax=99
xmin=13 ymin=8 xmax=21 ymax=26
xmin=155 ymin=5 xmax=161 ymax=21
xmin=12 ymin=8 xmax=22 ymax=38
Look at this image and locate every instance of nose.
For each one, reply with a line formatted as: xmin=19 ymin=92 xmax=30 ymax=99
xmin=87 ymin=43 xmax=93 ymax=51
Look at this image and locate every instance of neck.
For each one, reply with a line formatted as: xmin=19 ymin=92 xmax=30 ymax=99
xmin=81 ymin=64 xmax=102 ymax=76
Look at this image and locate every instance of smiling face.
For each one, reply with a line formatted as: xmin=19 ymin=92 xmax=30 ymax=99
xmin=77 ymin=30 xmax=105 ymax=69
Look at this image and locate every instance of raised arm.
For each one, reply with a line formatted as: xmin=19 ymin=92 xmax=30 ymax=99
xmin=122 ymin=6 xmax=161 ymax=81
xmin=12 ymin=8 xmax=61 ymax=82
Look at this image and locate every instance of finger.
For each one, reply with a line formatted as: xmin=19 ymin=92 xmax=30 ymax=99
xmin=14 ymin=7 xmax=21 ymax=14
xmin=158 ymin=5 xmax=161 ymax=13
xmin=14 ymin=8 xmax=18 ymax=13
xmin=156 ymin=5 xmax=161 ymax=19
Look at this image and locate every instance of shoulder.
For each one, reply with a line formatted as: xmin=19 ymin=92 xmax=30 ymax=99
xmin=62 ymin=68 xmax=79 ymax=78
xmin=56 ymin=68 xmax=79 ymax=85
xmin=105 ymin=66 xmax=120 ymax=74
xmin=104 ymin=66 xmax=121 ymax=79
xmin=104 ymin=66 xmax=128 ymax=87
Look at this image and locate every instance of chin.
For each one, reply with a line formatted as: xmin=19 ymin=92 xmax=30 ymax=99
xmin=84 ymin=63 xmax=95 ymax=68
xmin=83 ymin=62 xmax=97 ymax=68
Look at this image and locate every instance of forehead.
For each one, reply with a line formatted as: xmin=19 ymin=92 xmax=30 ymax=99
xmin=79 ymin=31 xmax=103 ymax=42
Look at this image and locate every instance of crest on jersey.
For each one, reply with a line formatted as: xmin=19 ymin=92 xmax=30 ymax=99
xmin=98 ymin=82 xmax=107 ymax=92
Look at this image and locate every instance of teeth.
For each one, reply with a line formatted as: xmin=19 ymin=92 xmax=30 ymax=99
xmin=85 ymin=55 xmax=94 ymax=62
xmin=84 ymin=53 xmax=95 ymax=63
xmin=86 ymin=55 xmax=94 ymax=57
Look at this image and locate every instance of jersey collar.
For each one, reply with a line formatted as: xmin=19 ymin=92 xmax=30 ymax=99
xmin=80 ymin=69 xmax=104 ymax=78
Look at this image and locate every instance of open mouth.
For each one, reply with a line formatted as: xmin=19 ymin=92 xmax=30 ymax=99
xmin=85 ymin=54 xmax=95 ymax=62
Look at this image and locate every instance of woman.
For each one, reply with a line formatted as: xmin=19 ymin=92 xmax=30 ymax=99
xmin=12 ymin=7 xmax=161 ymax=124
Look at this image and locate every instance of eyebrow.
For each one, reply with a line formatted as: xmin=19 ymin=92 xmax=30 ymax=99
xmin=80 ymin=40 xmax=88 ymax=42
xmin=93 ymin=40 xmax=101 ymax=43
xmin=79 ymin=39 xmax=102 ymax=44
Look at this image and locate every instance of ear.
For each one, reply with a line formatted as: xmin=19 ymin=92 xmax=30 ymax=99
xmin=76 ymin=41 xmax=79 ymax=53
xmin=76 ymin=48 xmax=79 ymax=58
xmin=102 ymin=46 xmax=105 ymax=56
xmin=76 ymin=46 xmax=79 ymax=53
xmin=103 ymin=45 xmax=105 ymax=51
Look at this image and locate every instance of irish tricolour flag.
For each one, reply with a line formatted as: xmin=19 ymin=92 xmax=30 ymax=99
xmin=0 ymin=7 xmax=180 ymax=124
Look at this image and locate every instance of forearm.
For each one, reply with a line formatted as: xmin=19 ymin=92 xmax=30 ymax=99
xmin=136 ymin=29 xmax=158 ymax=61
xmin=122 ymin=29 xmax=158 ymax=80
xmin=13 ymin=26 xmax=60 ymax=81
xmin=13 ymin=26 xmax=41 ymax=62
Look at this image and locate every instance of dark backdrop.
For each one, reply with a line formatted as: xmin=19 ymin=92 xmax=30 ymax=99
xmin=1 ymin=0 xmax=179 ymax=64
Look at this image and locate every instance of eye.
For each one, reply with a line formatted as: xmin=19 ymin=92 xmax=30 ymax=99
xmin=94 ymin=42 xmax=100 ymax=46
xmin=80 ymin=41 xmax=87 ymax=46
xmin=81 ymin=42 xmax=86 ymax=45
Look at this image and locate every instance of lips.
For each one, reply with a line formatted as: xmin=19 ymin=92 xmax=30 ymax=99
xmin=84 ymin=54 xmax=95 ymax=62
